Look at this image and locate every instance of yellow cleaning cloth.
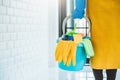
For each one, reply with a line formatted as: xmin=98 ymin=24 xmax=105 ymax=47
xmin=73 ymin=34 xmax=82 ymax=44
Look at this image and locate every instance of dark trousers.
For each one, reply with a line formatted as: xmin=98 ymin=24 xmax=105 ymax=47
xmin=92 ymin=69 xmax=117 ymax=80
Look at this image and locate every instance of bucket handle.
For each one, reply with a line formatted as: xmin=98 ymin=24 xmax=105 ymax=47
xmin=62 ymin=15 xmax=91 ymax=36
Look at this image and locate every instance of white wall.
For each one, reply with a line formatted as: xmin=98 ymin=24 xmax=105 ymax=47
xmin=0 ymin=0 xmax=49 ymax=80
xmin=48 ymin=0 xmax=59 ymax=80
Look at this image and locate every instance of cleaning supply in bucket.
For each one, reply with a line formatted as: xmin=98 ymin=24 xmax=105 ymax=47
xmin=55 ymin=14 xmax=94 ymax=71
xmin=82 ymin=39 xmax=94 ymax=57
xmin=58 ymin=42 xmax=87 ymax=71
xmin=55 ymin=33 xmax=87 ymax=71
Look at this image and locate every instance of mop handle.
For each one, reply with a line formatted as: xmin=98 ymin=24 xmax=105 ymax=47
xmin=62 ymin=15 xmax=91 ymax=36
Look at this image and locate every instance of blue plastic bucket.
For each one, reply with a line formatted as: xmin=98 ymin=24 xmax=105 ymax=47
xmin=58 ymin=15 xmax=90 ymax=71
xmin=58 ymin=43 xmax=87 ymax=71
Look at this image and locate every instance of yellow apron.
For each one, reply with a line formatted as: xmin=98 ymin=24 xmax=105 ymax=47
xmin=87 ymin=0 xmax=120 ymax=69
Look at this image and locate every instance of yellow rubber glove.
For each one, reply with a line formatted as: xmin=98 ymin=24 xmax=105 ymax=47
xmin=66 ymin=49 xmax=72 ymax=66
xmin=55 ymin=40 xmax=64 ymax=63
xmin=71 ymin=43 xmax=77 ymax=66
xmin=66 ymin=42 xmax=77 ymax=66
xmin=55 ymin=40 xmax=77 ymax=66
xmin=55 ymin=40 xmax=72 ymax=64
xmin=62 ymin=41 xmax=72 ymax=65
xmin=66 ymin=34 xmax=82 ymax=66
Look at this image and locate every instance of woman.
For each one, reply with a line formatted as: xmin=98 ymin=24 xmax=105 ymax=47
xmin=87 ymin=0 xmax=120 ymax=80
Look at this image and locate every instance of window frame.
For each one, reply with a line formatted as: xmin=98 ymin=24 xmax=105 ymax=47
xmin=58 ymin=0 xmax=66 ymax=37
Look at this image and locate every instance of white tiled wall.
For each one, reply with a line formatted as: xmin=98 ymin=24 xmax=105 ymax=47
xmin=0 ymin=0 xmax=48 ymax=80
xmin=48 ymin=0 xmax=59 ymax=80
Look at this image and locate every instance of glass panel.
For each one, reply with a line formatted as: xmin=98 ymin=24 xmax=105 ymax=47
xmin=87 ymin=78 xmax=95 ymax=80
xmin=66 ymin=0 xmax=74 ymax=28
xmin=87 ymin=72 xmax=94 ymax=77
